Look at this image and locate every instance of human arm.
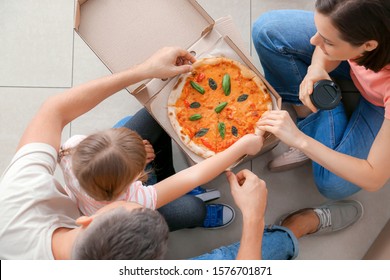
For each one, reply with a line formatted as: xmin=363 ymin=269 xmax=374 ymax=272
xmin=257 ymin=112 xmax=390 ymax=191
xmin=226 ymin=170 xmax=267 ymax=260
xmin=154 ymin=134 xmax=264 ymax=208
xmin=17 ymin=47 xmax=195 ymax=151
xmin=299 ymin=47 xmax=342 ymax=112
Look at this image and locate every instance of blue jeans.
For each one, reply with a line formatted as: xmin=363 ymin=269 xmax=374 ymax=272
xmin=115 ymin=108 xmax=206 ymax=231
xmin=191 ymin=225 xmax=298 ymax=260
xmin=252 ymin=10 xmax=384 ymax=199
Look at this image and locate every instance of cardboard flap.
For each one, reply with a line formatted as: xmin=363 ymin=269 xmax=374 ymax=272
xmin=75 ymin=0 xmax=214 ymax=92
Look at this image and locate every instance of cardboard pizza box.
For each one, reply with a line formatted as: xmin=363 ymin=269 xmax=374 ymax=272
xmin=74 ymin=0 xmax=281 ymax=166
xmin=74 ymin=0 xmax=214 ymax=93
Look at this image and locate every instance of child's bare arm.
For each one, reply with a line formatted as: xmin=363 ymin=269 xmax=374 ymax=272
xmin=154 ymin=134 xmax=264 ymax=208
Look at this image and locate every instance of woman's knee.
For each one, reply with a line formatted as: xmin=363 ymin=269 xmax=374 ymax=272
xmin=314 ymin=172 xmax=361 ymax=200
xmin=252 ymin=11 xmax=283 ymax=51
xmin=252 ymin=10 xmax=315 ymax=56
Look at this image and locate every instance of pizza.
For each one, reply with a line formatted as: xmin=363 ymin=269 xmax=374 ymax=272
xmin=168 ymin=57 xmax=272 ymax=158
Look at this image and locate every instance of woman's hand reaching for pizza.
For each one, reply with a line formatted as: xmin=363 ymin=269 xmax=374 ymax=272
xmin=138 ymin=47 xmax=196 ymax=80
xmin=143 ymin=140 xmax=155 ymax=164
xmin=256 ymin=110 xmax=305 ymax=148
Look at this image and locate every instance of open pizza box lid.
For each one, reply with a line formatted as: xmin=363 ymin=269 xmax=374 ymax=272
xmin=74 ymin=0 xmax=281 ymax=166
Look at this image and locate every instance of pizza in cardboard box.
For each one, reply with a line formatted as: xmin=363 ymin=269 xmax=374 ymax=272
xmin=168 ymin=57 xmax=272 ymax=158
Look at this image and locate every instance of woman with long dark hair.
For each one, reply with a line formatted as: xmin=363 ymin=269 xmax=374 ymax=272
xmin=253 ymin=0 xmax=390 ymax=199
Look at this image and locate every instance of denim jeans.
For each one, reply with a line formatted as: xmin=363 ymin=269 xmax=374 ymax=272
xmin=252 ymin=10 xmax=384 ymax=199
xmin=115 ymin=108 xmax=206 ymax=231
xmin=121 ymin=108 xmax=176 ymax=182
xmin=190 ymin=225 xmax=298 ymax=260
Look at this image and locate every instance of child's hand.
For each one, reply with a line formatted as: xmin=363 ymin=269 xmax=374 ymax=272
xmin=237 ymin=134 xmax=264 ymax=156
xmin=143 ymin=140 xmax=155 ymax=164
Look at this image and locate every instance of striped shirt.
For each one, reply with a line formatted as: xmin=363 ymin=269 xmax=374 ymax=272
xmin=58 ymin=135 xmax=157 ymax=216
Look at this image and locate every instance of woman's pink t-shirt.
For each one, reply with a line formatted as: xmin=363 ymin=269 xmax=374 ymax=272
xmin=349 ymin=60 xmax=390 ymax=120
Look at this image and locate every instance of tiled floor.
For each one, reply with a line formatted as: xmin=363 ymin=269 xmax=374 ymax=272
xmin=1 ymin=0 xmax=389 ymax=260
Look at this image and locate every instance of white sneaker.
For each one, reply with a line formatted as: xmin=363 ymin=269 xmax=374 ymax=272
xmin=268 ymin=147 xmax=310 ymax=172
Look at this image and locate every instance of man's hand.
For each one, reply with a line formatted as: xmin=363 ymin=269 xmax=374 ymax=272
xmin=138 ymin=47 xmax=196 ymax=79
xmin=227 ymin=169 xmax=267 ymax=219
xmin=227 ymin=169 xmax=267 ymax=260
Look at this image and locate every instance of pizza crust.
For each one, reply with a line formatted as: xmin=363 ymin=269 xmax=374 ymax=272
xmin=168 ymin=74 xmax=190 ymax=106
xmin=186 ymin=141 xmax=216 ymax=158
xmin=252 ymin=76 xmax=272 ymax=110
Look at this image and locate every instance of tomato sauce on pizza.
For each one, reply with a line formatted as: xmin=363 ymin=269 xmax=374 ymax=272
xmin=168 ymin=57 xmax=272 ymax=158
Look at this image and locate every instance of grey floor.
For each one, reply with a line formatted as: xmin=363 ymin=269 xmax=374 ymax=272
xmin=1 ymin=0 xmax=389 ymax=260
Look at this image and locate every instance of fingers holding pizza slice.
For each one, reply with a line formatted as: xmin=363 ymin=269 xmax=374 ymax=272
xmin=168 ymin=57 xmax=272 ymax=159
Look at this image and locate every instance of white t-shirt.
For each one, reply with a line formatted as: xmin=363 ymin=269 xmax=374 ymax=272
xmin=0 ymin=143 xmax=80 ymax=259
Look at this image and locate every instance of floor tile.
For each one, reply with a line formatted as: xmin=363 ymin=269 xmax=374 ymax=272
xmin=198 ymin=0 xmax=251 ymax=51
xmin=70 ymin=33 xmax=143 ymax=136
xmin=0 ymin=87 xmax=70 ymax=174
xmin=0 ymin=0 xmax=74 ymax=87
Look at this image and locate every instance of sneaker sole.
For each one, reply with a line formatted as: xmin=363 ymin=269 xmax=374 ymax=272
xmin=195 ymin=190 xmax=221 ymax=202
xmin=268 ymin=158 xmax=311 ymax=172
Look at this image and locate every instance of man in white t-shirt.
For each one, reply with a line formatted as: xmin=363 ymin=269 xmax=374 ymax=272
xmin=0 ymin=47 xmax=195 ymax=259
xmin=0 ymin=142 xmax=171 ymax=259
